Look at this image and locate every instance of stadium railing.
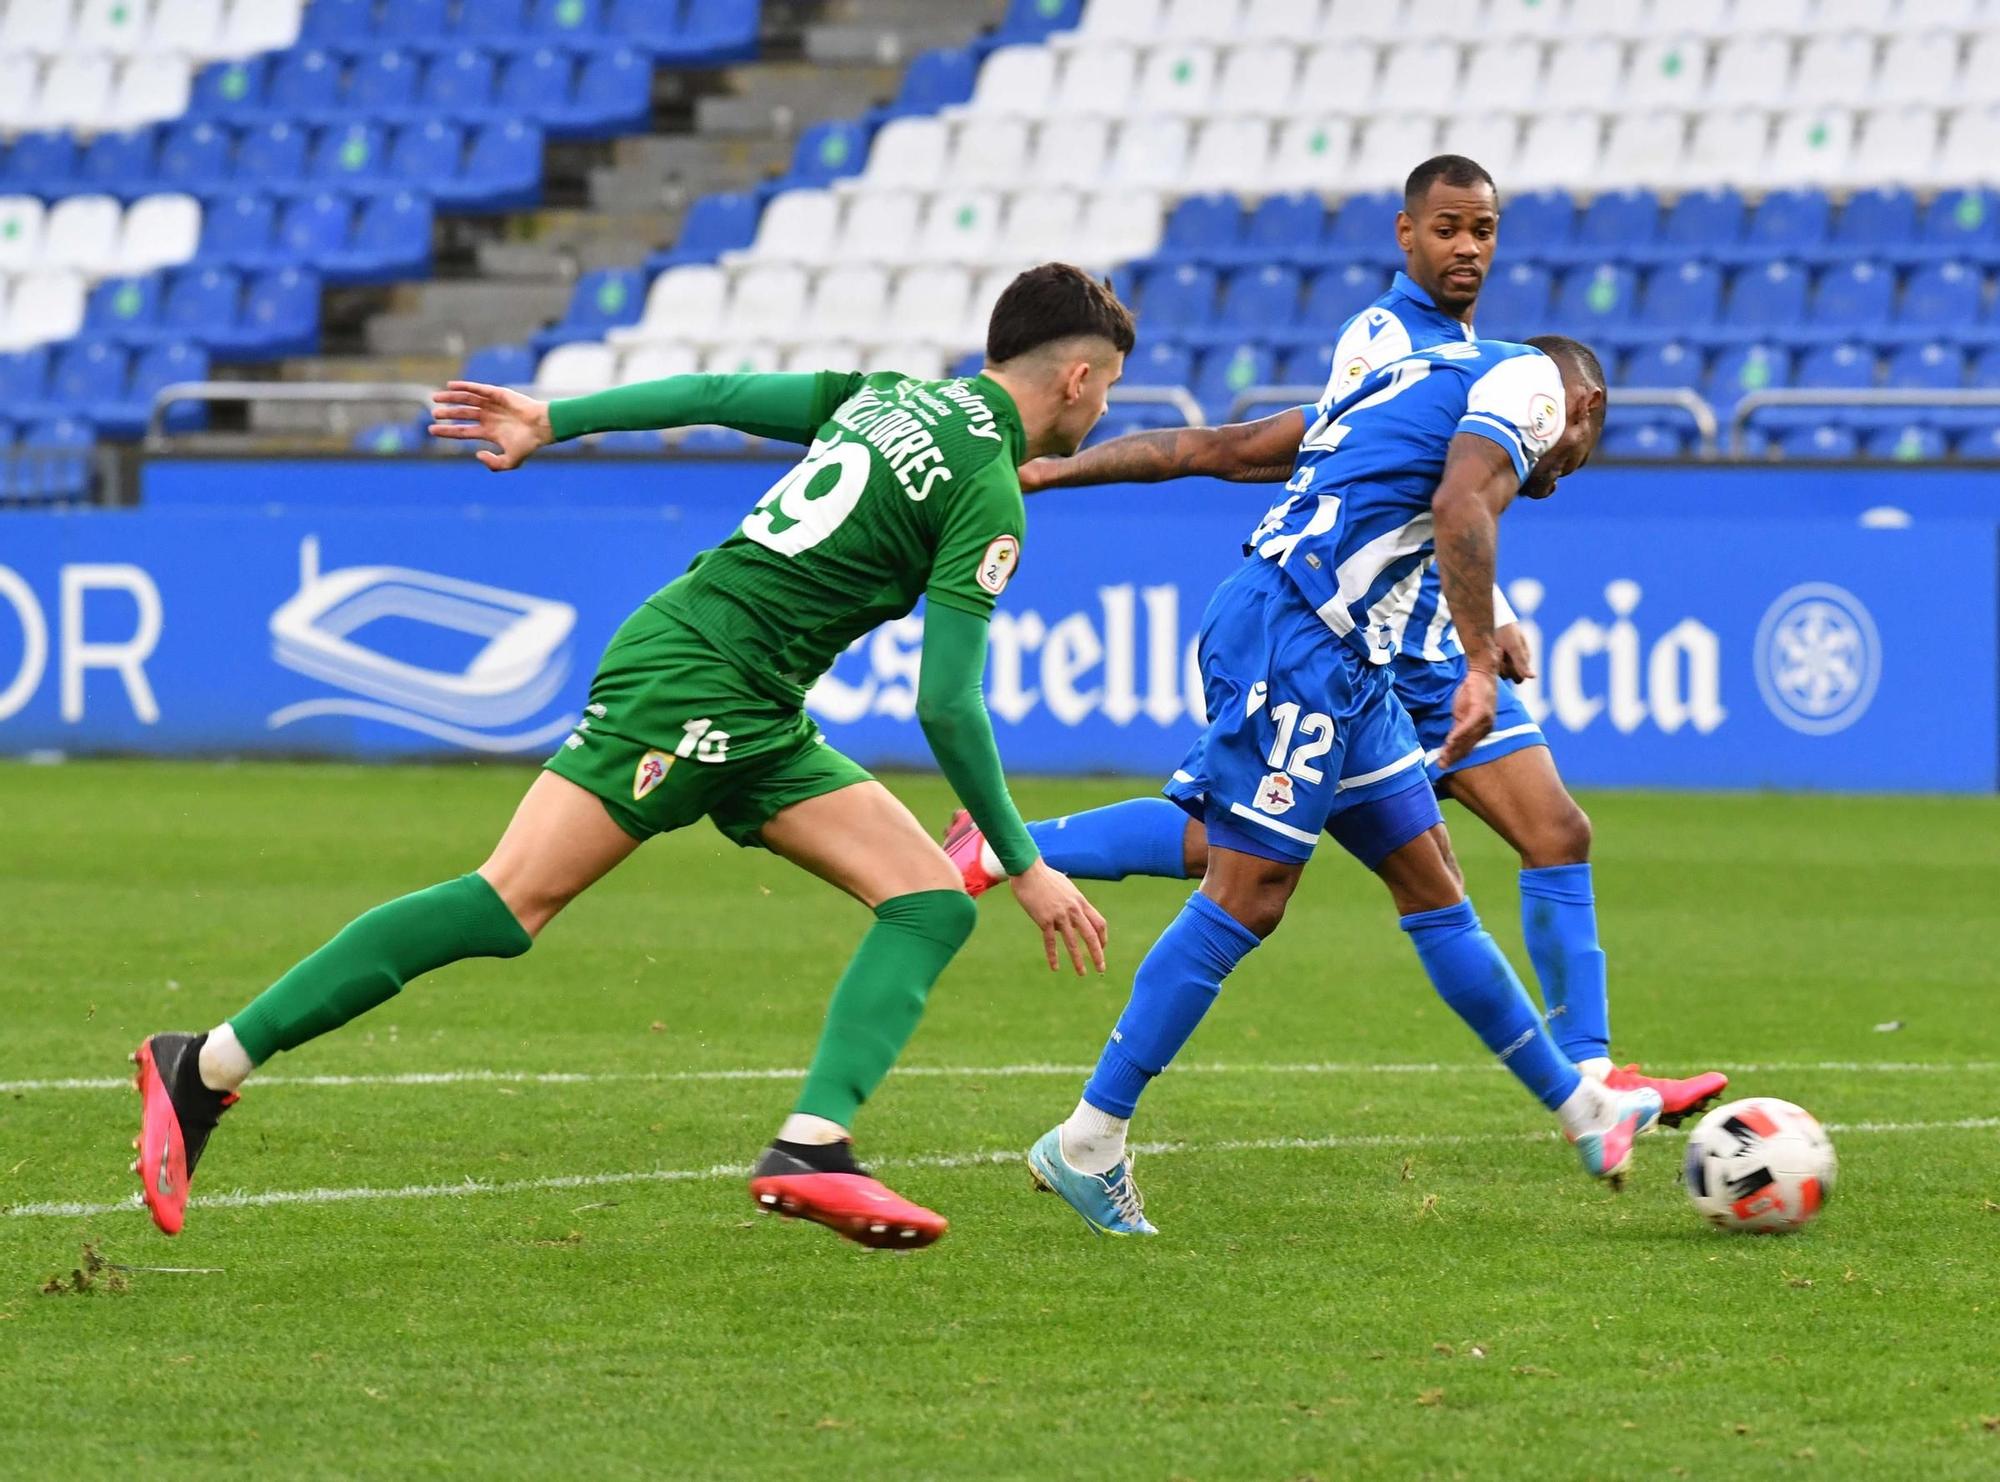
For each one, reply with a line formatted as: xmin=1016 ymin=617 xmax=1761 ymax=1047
xmin=1728 ymin=388 xmax=2000 ymax=456
xmin=144 ymin=378 xmax=439 ymax=448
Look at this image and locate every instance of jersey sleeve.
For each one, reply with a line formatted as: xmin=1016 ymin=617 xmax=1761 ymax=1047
xmin=549 ymin=370 xmax=866 ymax=445
xmin=1317 ymin=306 xmax=1411 ymax=413
xmin=924 ymin=457 xmax=1026 ymax=620
xmin=1455 ymin=352 xmax=1566 ymax=482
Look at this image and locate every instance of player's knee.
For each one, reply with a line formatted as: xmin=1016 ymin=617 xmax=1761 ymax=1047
xmin=1523 ymin=800 xmax=1592 ymax=868
xmin=918 ymin=887 xmax=980 ymax=951
xmin=477 ymin=866 xmax=570 ymax=940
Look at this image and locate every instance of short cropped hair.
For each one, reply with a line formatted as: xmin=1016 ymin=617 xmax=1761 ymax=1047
xmin=1525 ymin=333 xmax=1607 ymax=393
xmin=1403 ymin=154 xmax=1497 ymax=214
xmin=986 ymin=262 xmax=1137 ymax=365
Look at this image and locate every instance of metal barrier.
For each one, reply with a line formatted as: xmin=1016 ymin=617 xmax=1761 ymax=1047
xmin=146 ymin=380 xmax=441 ymax=449
xmin=1729 ymin=388 xmax=2000 ymax=456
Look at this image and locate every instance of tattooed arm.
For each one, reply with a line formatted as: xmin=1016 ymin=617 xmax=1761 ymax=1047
xmin=1431 ymin=432 xmax=1525 ymax=767
xmin=1019 ymin=407 xmax=1307 ymax=494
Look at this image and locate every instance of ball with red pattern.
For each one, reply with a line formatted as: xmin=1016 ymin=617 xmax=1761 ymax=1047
xmin=1683 ymin=1097 xmax=1837 ymax=1234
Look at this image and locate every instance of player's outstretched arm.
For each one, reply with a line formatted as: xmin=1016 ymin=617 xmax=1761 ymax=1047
xmin=429 ymin=381 xmax=555 ymax=471
xmin=1019 ymin=407 xmax=1307 ymax=494
xmin=916 ymin=603 xmax=1108 ymax=976
xmin=1432 ymin=432 xmax=1522 ymax=767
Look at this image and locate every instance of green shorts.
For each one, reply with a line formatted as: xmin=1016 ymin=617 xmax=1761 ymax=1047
xmin=545 ymin=602 xmax=873 ymax=846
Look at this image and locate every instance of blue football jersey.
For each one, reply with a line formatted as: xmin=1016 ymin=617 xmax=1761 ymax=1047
xmin=1315 ymin=270 xmax=1473 ymax=411
xmin=1247 ymin=339 xmax=1566 ymax=665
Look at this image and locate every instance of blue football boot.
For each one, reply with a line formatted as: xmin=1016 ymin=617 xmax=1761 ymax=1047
xmin=1026 ymin=1126 xmax=1157 ymax=1236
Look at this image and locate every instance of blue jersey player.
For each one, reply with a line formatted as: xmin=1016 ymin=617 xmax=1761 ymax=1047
xmin=946 ymin=157 xmax=1726 ymax=1175
xmin=1024 ymin=333 xmax=1664 ymax=1233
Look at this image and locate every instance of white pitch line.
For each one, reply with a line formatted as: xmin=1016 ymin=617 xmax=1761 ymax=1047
xmin=5 ymin=1059 xmax=1999 ymax=1096
xmin=7 ymin=1116 xmax=1997 ymax=1222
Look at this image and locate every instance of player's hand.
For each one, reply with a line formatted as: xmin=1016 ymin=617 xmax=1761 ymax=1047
xmin=428 ymin=381 xmax=555 ymax=471
xmin=1440 ymin=667 xmax=1498 ymax=769
xmin=1494 ymin=623 xmax=1536 ymax=682
xmin=1017 ymin=457 xmax=1062 ymax=495
xmin=1007 ymin=859 xmax=1109 ymax=976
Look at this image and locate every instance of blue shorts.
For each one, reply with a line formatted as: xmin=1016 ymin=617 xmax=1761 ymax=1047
xmin=1163 ymin=560 xmax=1434 ymax=866
xmin=1389 ymin=650 xmax=1548 ymax=785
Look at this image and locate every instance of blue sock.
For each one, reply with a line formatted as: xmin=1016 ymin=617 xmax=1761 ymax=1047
xmin=1401 ymin=899 xmax=1582 ymax=1111
xmin=1027 ymin=797 xmax=1191 ymax=882
xmin=1519 ymin=864 xmax=1611 ymax=1064
xmin=1083 ymin=892 xmax=1260 ymax=1117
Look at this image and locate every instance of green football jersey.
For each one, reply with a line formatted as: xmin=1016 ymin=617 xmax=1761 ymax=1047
xmin=653 ymin=371 xmax=1029 ymax=700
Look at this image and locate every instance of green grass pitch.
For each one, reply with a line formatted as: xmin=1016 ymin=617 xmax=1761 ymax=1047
xmin=3 ymin=760 xmax=1997 ymax=1480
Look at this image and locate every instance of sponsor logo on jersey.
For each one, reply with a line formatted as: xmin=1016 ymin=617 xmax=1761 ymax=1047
xmin=1253 ymin=771 xmax=1295 ymax=815
xmin=633 ymin=749 xmax=673 ymax=800
xmin=1528 ymin=392 xmax=1562 ymax=443
xmin=976 ymin=535 xmax=1020 ymax=595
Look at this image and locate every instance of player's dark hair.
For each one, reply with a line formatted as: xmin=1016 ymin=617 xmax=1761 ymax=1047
xmin=1525 ymin=334 xmax=1607 ymax=393
xmin=1403 ymin=154 xmax=1497 ymax=215
xmin=985 ymin=263 xmax=1137 ymax=365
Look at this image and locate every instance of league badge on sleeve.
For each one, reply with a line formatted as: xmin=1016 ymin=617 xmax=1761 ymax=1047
xmin=977 ymin=535 xmax=1020 ymax=595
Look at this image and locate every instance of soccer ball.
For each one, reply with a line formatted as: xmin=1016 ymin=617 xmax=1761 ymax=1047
xmin=1682 ymin=1097 xmax=1836 ymax=1234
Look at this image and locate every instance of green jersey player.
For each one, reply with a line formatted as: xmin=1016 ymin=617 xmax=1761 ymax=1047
xmin=129 ymin=264 xmax=1132 ymax=1250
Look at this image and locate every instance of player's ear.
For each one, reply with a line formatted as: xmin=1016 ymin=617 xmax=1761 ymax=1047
xmin=1064 ymin=357 xmax=1092 ymax=404
xmin=1395 ymin=210 xmax=1415 ymax=252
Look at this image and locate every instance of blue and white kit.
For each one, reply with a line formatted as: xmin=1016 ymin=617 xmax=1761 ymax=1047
xmin=1164 ymin=338 xmax=1568 ymax=867
xmin=1318 ymin=272 xmax=1549 ymax=781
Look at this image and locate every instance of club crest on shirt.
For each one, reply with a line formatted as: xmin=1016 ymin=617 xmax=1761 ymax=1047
xmin=633 ymin=749 xmax=673 ymax=800
xmin=976 ymin=534 xmax=1020 ymax=595
xmin=1528 ymin=392 xmax=1563 ymax=442
xmin=1254 ymin=771 xmax=1296 ymax=816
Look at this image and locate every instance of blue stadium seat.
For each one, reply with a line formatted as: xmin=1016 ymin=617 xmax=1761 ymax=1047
xmin=302 ymin=0 xmax=377 ymax=43
xmin=1865 ymin=423 xmax=1946 ymax=460
xmin=262 ymin=49 xmax=342 ymax=125
xmin=82 ymin=275 xmax=163 ymax=342
xmin=647 ymin=188 xmax=762 ymax=269
xmin=189 ymin=57 xmax=266 ymax=120
xmin=215 ymin=266 xmax=322 ymax=358
xmin=388 ymin=121 xmax=465 ymax=190
xmin=1220 ymin=265 xmax=1302 ymax=331
xmin=1971 ymin=344 xmax=2000 ymax=386
xmin=787 ymin=120 xmax=872 ymax=189
xmin=947 ymin=350 xmax=982 ymax=380
xmin=1640 ymin=261 xmax=1721 ymax=326
xmin=1796 ymin=341 xmax=1875 ymax=389
xmin=158 ymin=266 xmax=243 ymax=341
xmin=197 ymin=192 xmax=277 ymax=265
xmin=1833 ymin=187 xmax=1918 ymax=252
xmin=78 ymin=128 xmax=159 ymax=199
xmin=1600 ymin=422 xmax=1685 ymax=460
xmin=96 ymin=341 xmax=210 ymax=439
xmin=1621 ymin=340 xmax=1700 ymax=388
xmin=1899 ymin=261 xmax=1982 ymax=328
xmin=891 ymin=45 xmax=980 ymax=117
xmin=157 ymin=121 xmax=233 ymax=196
xmin=440 ymin=120 xmax=543 ymax=211
xmin=455 ymin=0 xmax=533 ymax=50
xmin=16 ymin=417 xmax=95 ymax=501
xmin=1140 ymin=264 xmax=1217 ymax=331
xmin=560 ymin=46 xmax=653 ymax=138
xmin=1884 ymin=341 xmax=1963 ymax=390
xmin=312 ymin=123 xmax=391 ymax=191
xmin=1659 ymin=186 xmax=1744 ymax=255
xmin=1576 ymin=187 xmax=1659 ymax=253
xmin=1084 ymin=402 xmax=1192 ymax=446
xmin=1921 ymin=189 xmax=1997 ymax=255
xmin=462 ymin=343 xmax=538 ymax=385
xmin=1745 ymin=188 xmax=1831 ymax=253
xmin=495 ymin=47 xmax=575 ymax=119
xmin=5 ymin=132 xmax=79 ymax=193
xmin=1242 ymin=194 xmax=1324 ymax=262
xmin=531 ymin=0 xmax=606 ymax=46
xmin=996 ymin=0 xmax=1083 ymax=42
xmin=1500 ymin=188 xmax=1576 ymax=255
xmin=1780 ymin=423 xmax=1859 ymax=459
xmin=532 ymin=267 xmax=645 ymax=351
xmin=349 ymin=50 xmax=422 ymax=120
xmin=1811 ymin=260 xmax=1893 ymax=326
xmin=1303 ymin=264 xmax=1388 ymax=327
xmin=664 ymin=0 xmax=759 ymax=62
xmin=678 ymin=426 xmax=750 ymax=452
xmin=39 ymin=342 xmax=128 ymax=425
xmin=325 ymin=191 xmax=433 ymax=282
xmin=1553 ymin=263 xmax=1637 ymax=329
xmin=1324 ymin=192 xmax=1399 ymax=266
xmin=1707 ymin=343 xmax=1793 ymax=406
xmin=423 ymin=47 xmax=499 ymax=113
xmin=1955 ymin=424 xmax=2000 ymax=459
xmin=0 ymin=349 xmax=52 ymax=406
xmin=1277 ymin=342 xmax=1333 ymax=386
xmin=1726 ymin=261 xmax=1808 ymax=330
xmin=598 ymin=0 xmax=681 ymax=54
xmin=1121 ymin=341 xmax=1195 ymax=388
xmin=1159 ymin=194 xmax=1241 ymax=261
xmin=238 ymin=122 xmax=310 ymax=186
xmin=591 ymin=429 xmax=667 ymax=453
xmin=276 ymin=192 xmax=352 ymax=261
xmin=0 ymin=417 xmax=13 ymax=449
xmin=377 ymin=0 xmax=449 ymax=49
xmin=1194 ymin=343 xmax=1274 ymax=420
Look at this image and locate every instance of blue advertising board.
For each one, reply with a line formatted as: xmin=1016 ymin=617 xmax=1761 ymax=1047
xmin=0 ymin=459 xmax=1993 ymax=792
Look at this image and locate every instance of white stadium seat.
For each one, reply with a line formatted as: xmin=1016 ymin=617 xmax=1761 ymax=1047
xmin=1961 ymin=35 xmax=2000 ymax=106
xmin=780 ymin=341 xmax=861 ymax=374
xmin=1543 ymin=37 xmax=1625 ymax=110
xmin=1001 ymin=188 xmax=1082 ymax=260
xmin=1075 ymin=188 xmax=1163 ymax=266
xmin=1054 ymin=45 xmax=1139 ymax=116
xmin=1671 ymin=0 xmax=1737 ymax=36
xmin=1265 ymin=116 xmax=1355 ymax=192
xmin=1815 ymin=0 xmax=1902 ymax=32
xmin=1349 ymin=114 xmax=1442 ymax=190
xmin=835 ymin=193 xmax=923 ymax=265
xmin=1486 ymin=0 xmax=1571 ymax=37
xmin=1184 ymin=118 xmax=1273 ymax=192
xmin=1297 ymin=40 xmax=1381 ymax=110
xmin=1 ymin=269 xmax=86 ymax=350
xmin=1239 ymin=0 xmax=1327 ymax=40
xmin=1210 ymin=42 xmax=1298 ymax=117
xmin=1458 ymin=38 xmax=1546 ymax=113
xmin=1 ymin=0 xmax=77 ymax=53
xmin=1789 ymin=33 xmax=1876 ymax=106
xmin=867 ymin=343 xmax=947 ymax=380
xmin=1850 ymin=107 xmax=1941 ymax=188
xmin=216 ymin=0 xmax=303 ymax=58
xmin=1682 ymin=107 xmax=1771 ymax=187
xmin=75 ymin=0 xmax=153 ymax=54
xmin=114 ymin=54 xmax=192 ymax=128
xmin=1707 ymin=35 xmax=1794 ymax=108
xmin=1876 ymin=33 xmax=1961 ymax=107
xmin=862 ymin=118 xmax=949 ymax=190
xmin=742 ymin=189 xmax=838 ymax=265
xmin=1322 ymin=0 xmax=1405 ymax=41
xmin=952 ymin=118 xmax=1031 ymax=189
xmin=1075 ymin=0 xmax=1162 ymax=43
xmin=805 ymin=264 xmax=891 ymax=341
xmin=965 ymin=267 xmax=1023 ymax=347
xmin=725 ymin=264 xmax=811 ymax=341
xmin=1401 ymin=0 xmax=1489 ymax=39
xmin=0 ymin=196 xmax=47 ymax=272
xmin=1932 ymin=104 xmax=2000 ymax=185
xmin=700 ymin=342 xmax=781 ymax=376
xmin=1512 ymin=110 xmax=1603 ymax=189
xmin=41 ymin=194 xmax=123 ymax=276
xmin=150 ymin=0 xmax=225 ymax=56
xmin=1375 ymin=41 xmax=1461 ymax=112
xmin=612 ymin=265 xmax=727 ymax=345
xmin=1599 ymin=110 xmax=1688 ymax=189
xmin=34 ymin=53 xmax=114 ymax=131
xmin=1764 ymin=107 xmax=1856 ymax=187
xmin=117 ymin=193 xmax=201 ymax=274
xmin=885 ymin=264 xmax=973 ymax=346
xmin=617 ymin=343 xmax=700 ymax=384
xmin=918 ymin=190 xmax=1004 ymax=264
xmin=1133 ymin=43 xmax=1217 ymax=117
xmin=1105 ymin=118 xmax=1190 ymax=187
xmin=0 ymin=54 xmax=41 ymax=130
xmin=1437 ymin=111 xmax=1521 ymax=181
xmin=1625 ymin=37 xmax=1708 ymax=110
xmin=1721 ymin=0 xmax=1810 ymax=35
xmin=965 ymin=45 xmax=1056 ymax=116
xmin=1026 ymin=116 xmax=1111 ymax=188
xmin=1160 ymin=0 xmax=1243 ymax=41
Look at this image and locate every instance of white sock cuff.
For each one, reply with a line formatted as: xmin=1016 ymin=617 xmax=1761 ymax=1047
xmin=198 ymin=1023 xmax=254 ymax=1094
xmin=777 ymin=1112 xmax=850 ymax=1145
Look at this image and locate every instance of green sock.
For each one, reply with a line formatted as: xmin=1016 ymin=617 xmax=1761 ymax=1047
xmin=230 ymin=873 xmax=532 ymax=1064
xmin=794 ymin=889 xmax=978 ymax=1127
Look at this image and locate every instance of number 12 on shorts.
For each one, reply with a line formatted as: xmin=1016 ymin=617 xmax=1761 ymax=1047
xmin=1266 ymin=701 xmax=1335 ymax=783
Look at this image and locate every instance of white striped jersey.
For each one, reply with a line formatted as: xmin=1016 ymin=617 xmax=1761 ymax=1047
xmin=1248 ymin=339 xmax=1566 ymax=665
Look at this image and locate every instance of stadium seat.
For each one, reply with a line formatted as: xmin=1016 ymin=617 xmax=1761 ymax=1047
xmin=1884 ymin=341 xmax=1963 ymax=390
xmin=1303 ymin=264 xmax=1388 ymax=328
xmin=891 ymin=46 xmax=981 ymax=117
xmin=1576 ymin=188 xmax=1660 ymax=251
xmin=439 ymin=121 xmax=544 ymax=212
xmin=77 ymin=128 xmax=158 ymax=199
xmin=1796 ymin=342 xmax=1875 ymax=389
xmin=118 ymin=194 xmax=201 ymax=275
xmin=1601 ymin=422 xmax=1686 ymax=460
xmin=1921 ymin=188 xmax=1997 ymax=256
xmin=456 ymin=0 xmax=534 ymax=51
xmin=219 ymin=0 xmax=304 ymax=58
xmin=302 ymin=0 xmax=376 ymax=44
xmin=197 ymin=192 xmax=277 ymax=266
xmin=1622 ymin=341 xmax=1702 ymax=389
xmin=530 ymin=0 xmax=607 ymax=47
xmin=157 ymin=122 xmax=232 ymax=195
xmin=1832 ymin=187 xmax=1919 ymax=252
xmin=1219 ymin=265 xmax=1301 ymax=334
xmin=1554 ymin=264 xmax=1637 ymax=330
xmin=1513 ymin=111 xmax=1602 ymax=192
xmin=158 ymin=265 xmax=242 ymax=343
xmin=648 ymin=190 xmax=762 ymax=271
xmin=82 ymin=274 xmax=164 ymax=343
xmin=96 ymin=340 xmax=210 ymax=438
xmin=1726 ymin=261 xmax=1809 ymax=329
xmin=617 ymin=343 xmax=700 ymax=383
xmin=1266 ymin=117 xmax=1357 ymax=194
xmin=275 ymin=192 xmax=351 ymax=263
xmin=1323 ymin=191 xmax=1399 ymax=267
xmin=0 ymin=196 xmax=47 ymax=272
xmin=1955 ymin=424 xmax=2000 ymax=460
xmin=1811 ymin=261 xmax=1893 ymax=326
xmin=378 ymin=0 xmax=451 ymax=49
xmin=1659 ymin=185 xmax=1744 ymax=257
xmin=1683 ymin=108 xmax=1772 ymax=189
xmin=1478 ymin=262 xmax=1553 ymax=337
xmin=15 ymin=416 xmax=96 ymax=500
xmin=789 ymin=120 xmax=873 ymax=190
xmin=864 ymin=118 xmax=949 ymax=191
xmin=1707 ymin=343 xmax=1793 ymax=407
xmin=534 ymin=267 xmax=646 ymax=352
xmin=0 ymin=347 xmax=52 ymax=407
xmin=1641 ymin=261 xmax=1722 ymax=327
xmin=1779 ymin=423 xmax=1860 ymax=459
xmin=495 ymin=47 xmax=575 ymax=121
xmin=312 ymin=124 xmax=392 ymax=191
xmin=1003 ymin=190 xmax=1084 ymax=261
xmin=1 ymin=270 xmax=87 ymax=350
xmin=43 ymin=195 xmax=124 ymax=276
xmin=324 ymin=191 xmax=433 ymax=283
xmin=1745 ymin=188 xmax=1831 ymax=254
xmin=1500 ymin=189 xmax=1576 ymax=254
xmin=1865 ymin=423 xmax=1947 ymax=460
xmin=214 ymin=265 xmax=320 ymax=358
xmin=1599 ymin=111 xmax=1686 ymax=190
xmin=884 ymin=264 xmax=974 ymax=346
xmin=115 ymin=55 xmax=194 ymax=131
xmin=723 ymin=263 xmax=809 ymax=342
xmin=1193 ymin=342 xmax=1273 ymax=420
xmin=1105 ymin=119 xmax=1189 ymax=189
xmin=1852 ymin=108 xmax=1941 ymax=191
xmin=1158 ymin=194 xmax=1240 ymax=261
xmin=387 ymin=121 xmax=466 ymax=192
xmin=1899 ymin=261 xmax=1982 ymax=329
xmin=350 ymin=50 xmax=422 ymax=121
xmin=238 ymin=121 xmax=310 ymax=187
xmin=994 ymin=0 xmax=1083 ymax=44
xmin=967 ymin=45 xmax=1057 ymax=116
xmin=552 ymin=47 xmax=652 ymax=138
xmin=4 ymin=134 xmax=81 ymax=196
xmin=262 ymin=50 xmax=341 ymax=126
xmin=353 ymin=418 xmax=430 ymax=455
xmin=462 ymin=343 xmax=538 ymax=387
